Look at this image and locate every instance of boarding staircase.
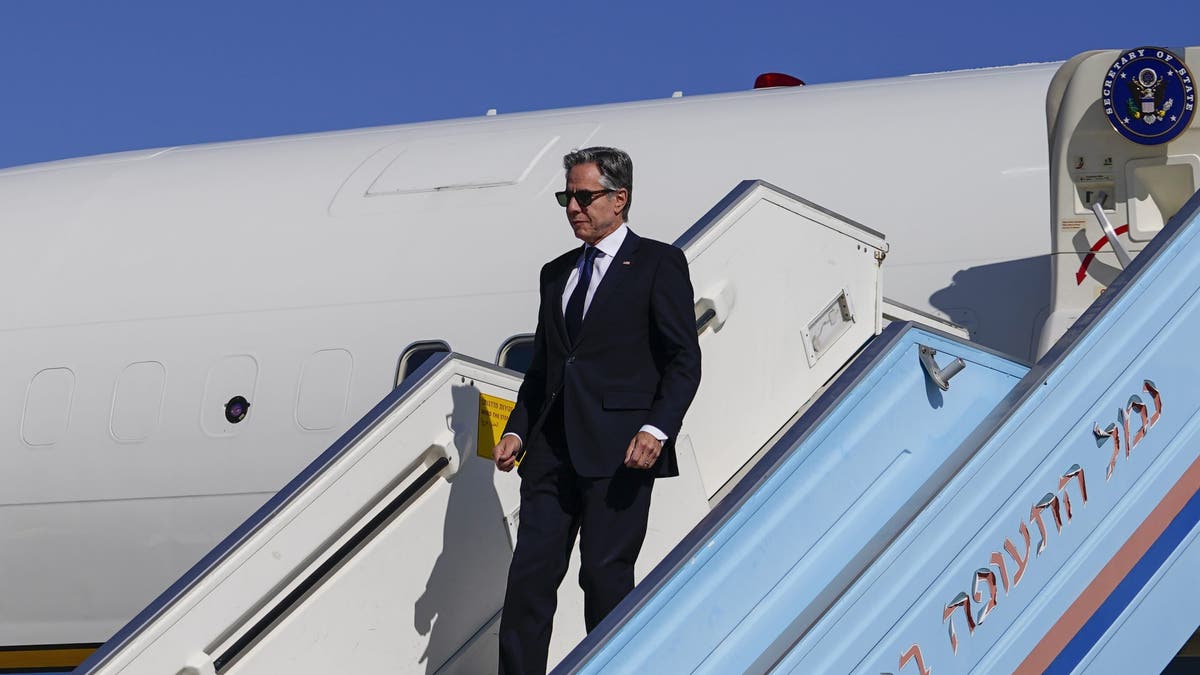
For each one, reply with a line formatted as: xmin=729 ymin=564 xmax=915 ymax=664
xmin=555 ymin=190 xmax=1200 ymax=674
xmin=74 ymin=186 xmax=1200 ymax=675
xmin=74 ymin=180 xmax=908 ymax=674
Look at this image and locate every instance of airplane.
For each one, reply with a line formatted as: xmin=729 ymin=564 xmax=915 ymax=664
xmin=0 ymin=54 xmax=1071 ymax=665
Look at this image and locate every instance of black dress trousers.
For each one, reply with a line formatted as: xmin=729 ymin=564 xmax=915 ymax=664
xmin=497 ymin=402 xmax=655 ymax=675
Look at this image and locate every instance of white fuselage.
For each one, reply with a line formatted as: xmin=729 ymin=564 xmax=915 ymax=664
xmin=0 ymin=62 xmax=1056 ymax=645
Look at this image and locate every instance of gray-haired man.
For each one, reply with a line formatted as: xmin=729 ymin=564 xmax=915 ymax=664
xmin=493 ymin=147 xmax=701 ymax=674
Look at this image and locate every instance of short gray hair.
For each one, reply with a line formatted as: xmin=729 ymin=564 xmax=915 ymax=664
xmin=563 ymin=146 xmax=633 ymax=220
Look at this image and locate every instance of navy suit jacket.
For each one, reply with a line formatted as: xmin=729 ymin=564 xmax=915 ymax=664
xmin=503 ymin=229 xmax=702 ymax=478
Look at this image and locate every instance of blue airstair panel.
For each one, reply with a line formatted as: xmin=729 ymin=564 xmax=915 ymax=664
xmin=558 ymin=324 xmax=1028 ymax=674
xmin=559 ymin=190 xmax=1200 ymax=675
xmin=774 ymin=189 xmax=1200 ymax=675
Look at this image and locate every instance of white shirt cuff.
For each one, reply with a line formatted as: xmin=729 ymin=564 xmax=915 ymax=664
xmin=640 ymin=424 xmax=667 ymax=442
xmin=501 ymin=432 xmax=523 ymax=447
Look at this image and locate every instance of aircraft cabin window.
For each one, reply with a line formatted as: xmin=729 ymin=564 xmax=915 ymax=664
xmin=296 ymin=349 xmax=354 ymax=431
xmin=110 ymin=361 xmax=167 ymax=442
xmin=497 ymin=334 xmax=535 ymax=374
xmin=22 ymin=368 xmax=76 ymax=447
xmin=396 ymin=341 xmax=450 ymax=387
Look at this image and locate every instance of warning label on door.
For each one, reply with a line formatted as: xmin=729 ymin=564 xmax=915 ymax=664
xmin=477 ymin=393 xmax=515 ymax=459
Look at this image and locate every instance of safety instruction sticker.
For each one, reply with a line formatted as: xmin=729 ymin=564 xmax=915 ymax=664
xmin=477 ymin=392 xmax=515 ymax=459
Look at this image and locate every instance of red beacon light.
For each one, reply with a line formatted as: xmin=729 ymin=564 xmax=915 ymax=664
xmin=753 ymin=72 xmax=806 ymax=89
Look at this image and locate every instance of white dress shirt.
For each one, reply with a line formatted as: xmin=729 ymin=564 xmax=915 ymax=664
xmin=506 ymin=223 xmax=667 ymax=447
xmin=561 ymin=222 xmax=628 ymax=318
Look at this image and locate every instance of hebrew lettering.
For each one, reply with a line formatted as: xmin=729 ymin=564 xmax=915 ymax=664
xmin=972 ymin=567 xmax=999 ymax=624
xmin=989 ymin=550 xmax=1010 ymax=594
xmin=1003 ymin=521 xmax=1032 ymax=588
xmin=1030 ymin=492 xmax=1063 ymax=555
xmin=1094 ymin=421 xmax=1121 ymax=481
xmin=1144 ymin=379 xmax=1162 ymax=428
xmin=943 ymin=591 xmax=976 ymax=653
xmin=898 ymin=644 xmax=932 ymax=675
xmin=1123 ymin=395 xmax=1149 ymax=451
xmin=1057 ymin=464 xmax=1087 ymax=521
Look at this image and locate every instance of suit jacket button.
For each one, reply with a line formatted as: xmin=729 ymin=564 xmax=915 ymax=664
xmin=567 ymin=356 xmax=576 ymax=364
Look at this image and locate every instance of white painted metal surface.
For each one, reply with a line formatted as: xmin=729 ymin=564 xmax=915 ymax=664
xmin=681 ymin=182 xmax=885 ymax=497
xmin=1038 ymin=46 xmax=1200 ymax=356
xmin=882 ymin=297 xmax=971 ymax=339
xmin=86 ymin=355 xmax=525 ymax=675
xmin=0 ymin=62 xmax=1055 ymax=647
xmin=77 ymin=354 xmax=707 ymax=675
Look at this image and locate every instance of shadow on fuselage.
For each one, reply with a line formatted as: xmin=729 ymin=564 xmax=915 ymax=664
xmin=929 ymin=254 xmax=1051 ymax=362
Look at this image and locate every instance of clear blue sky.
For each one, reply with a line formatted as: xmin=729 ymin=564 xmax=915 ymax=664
xmin=1 ymin=0 xmax=1197 ymax=169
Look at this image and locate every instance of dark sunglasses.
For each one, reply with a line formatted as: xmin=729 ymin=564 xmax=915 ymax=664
xmin=555 ymin=188 xmax=613 ymax=208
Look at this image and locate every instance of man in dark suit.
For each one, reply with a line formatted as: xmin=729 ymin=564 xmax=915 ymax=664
xmin=492 ymin=147 xmax=701 ymax=674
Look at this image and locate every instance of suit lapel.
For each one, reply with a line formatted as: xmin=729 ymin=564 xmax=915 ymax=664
xmin=576 ymin=230 xmax=640 ymax=343
xmin=550 ymin=250 xmax=577 ymax=348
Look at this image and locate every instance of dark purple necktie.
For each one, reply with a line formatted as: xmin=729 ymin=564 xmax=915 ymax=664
xmin=565 ymin=246 xmax=599 ymax=343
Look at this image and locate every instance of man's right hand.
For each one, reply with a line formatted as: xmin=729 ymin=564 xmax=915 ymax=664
xmin=493 ymin=434 xmax=522 ymax=472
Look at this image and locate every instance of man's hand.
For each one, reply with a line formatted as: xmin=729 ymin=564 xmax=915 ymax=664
xmin=624 ymin=431 xmax=662 ymax=470
xmin=493 ymin=435 xmax=522 ymax=472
